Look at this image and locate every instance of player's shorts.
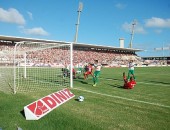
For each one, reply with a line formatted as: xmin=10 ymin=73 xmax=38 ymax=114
xmin=86 ymin=71 xmax=92 ymax=75
xmin=128 ymin=70 xmax=134 ymax=75
xmin=94 ymin=71 xmax=100 ymax=77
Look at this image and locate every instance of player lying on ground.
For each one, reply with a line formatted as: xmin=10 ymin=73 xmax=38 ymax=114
xmin=123 ymin=72 xmax=136 ymax=89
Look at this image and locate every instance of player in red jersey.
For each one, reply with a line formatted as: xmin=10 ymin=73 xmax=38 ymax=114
xmin=123 ymin=72 xmax=136 ymax=89
xmin=84 ymin=63 xmax=93 ymax=80
xmin=73 ymin=68 xmax=76 ymax=79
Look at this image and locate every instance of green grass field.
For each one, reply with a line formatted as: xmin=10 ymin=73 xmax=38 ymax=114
xmin=0 ymin=67 xmax=170 ymax=130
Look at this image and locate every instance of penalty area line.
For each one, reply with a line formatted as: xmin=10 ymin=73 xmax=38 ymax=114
xmin=73 ymin=87 xmax=170 ymax=109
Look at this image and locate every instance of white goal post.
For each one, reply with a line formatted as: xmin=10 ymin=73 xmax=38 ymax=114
xmin=0 ymin=41 xmax=73 ymax=94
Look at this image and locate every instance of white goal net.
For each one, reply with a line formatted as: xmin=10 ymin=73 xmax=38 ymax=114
xmin=0 ymin=41 xmax=72 ymax=93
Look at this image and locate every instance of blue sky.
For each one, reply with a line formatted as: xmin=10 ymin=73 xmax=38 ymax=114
xmin=0 ymin=0 xmax=170 ymax=57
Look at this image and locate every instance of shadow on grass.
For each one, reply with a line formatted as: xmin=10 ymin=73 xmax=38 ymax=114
xmin=142 ymin=80 xmax=170 ymax=86
xmin=74 ymin=78 xmax=88 ymax=84
xmin=149 ymin=81 xmax=170 ymax=85
xmin=74 ymin=99 xmax=79 ymax=102
xmin=100 ymin=77 xmax=123 ymax=82
xmin=80 ymin=81 xmax=88 ymax=84
xmin=20 ymin=109 xmax=26 ymax=119
xmin=107 ymin=83 xmax=124 ymax=89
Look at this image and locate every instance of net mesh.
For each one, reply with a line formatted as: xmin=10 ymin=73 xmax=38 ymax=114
xmin=0 ymin=46 xmax=14 ymax=93
xmin=0 ymin=41 xmax=71 ymax=93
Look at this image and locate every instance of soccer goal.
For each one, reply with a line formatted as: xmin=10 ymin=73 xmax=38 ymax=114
xmin=0 ymin=41 xmax=73 ymax=94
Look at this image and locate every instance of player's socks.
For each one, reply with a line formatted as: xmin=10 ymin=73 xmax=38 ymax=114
xmin=93 ymin=77 xmax=95 ymax=84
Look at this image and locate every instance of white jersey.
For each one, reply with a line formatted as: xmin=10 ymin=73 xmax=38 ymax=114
xmin=129 ymin=62 xmax=135 ymax=70
xmin=94 ymin=64 xmax=102 ymax=71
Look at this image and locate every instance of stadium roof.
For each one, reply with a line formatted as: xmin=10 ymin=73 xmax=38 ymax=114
xmin=0 ymin=35 xmax=65 ymax=43
xmin=74 ymin=42 xmax=143 ymax=52
xmin=0 ymin=35 xmax=143 ymax=52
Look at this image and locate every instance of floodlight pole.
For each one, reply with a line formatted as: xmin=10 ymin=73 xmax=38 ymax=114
xmin=74 ymin=2 xmax=83 ymax=43
xmin=129 ymin=20 xmax=137 ymax=48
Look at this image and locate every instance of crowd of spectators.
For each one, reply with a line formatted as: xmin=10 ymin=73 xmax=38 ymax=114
xmin=0 ymin=42 xmax=167 ymax=67
xmin=73 ymin=50 xmax=139 ymax=67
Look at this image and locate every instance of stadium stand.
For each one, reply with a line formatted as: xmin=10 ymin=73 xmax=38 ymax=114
xmin=2 ymin=35 xmax=168 ymax=67
xmin=0 ymin=42 xmax=141 ymax=67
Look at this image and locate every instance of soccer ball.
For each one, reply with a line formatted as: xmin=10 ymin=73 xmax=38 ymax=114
xmin=78 ymin=96 xmax=84 ymax=102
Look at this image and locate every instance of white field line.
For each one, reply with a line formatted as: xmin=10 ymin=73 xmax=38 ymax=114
xmin=73 ymin=87 xmax=170 ymax=109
